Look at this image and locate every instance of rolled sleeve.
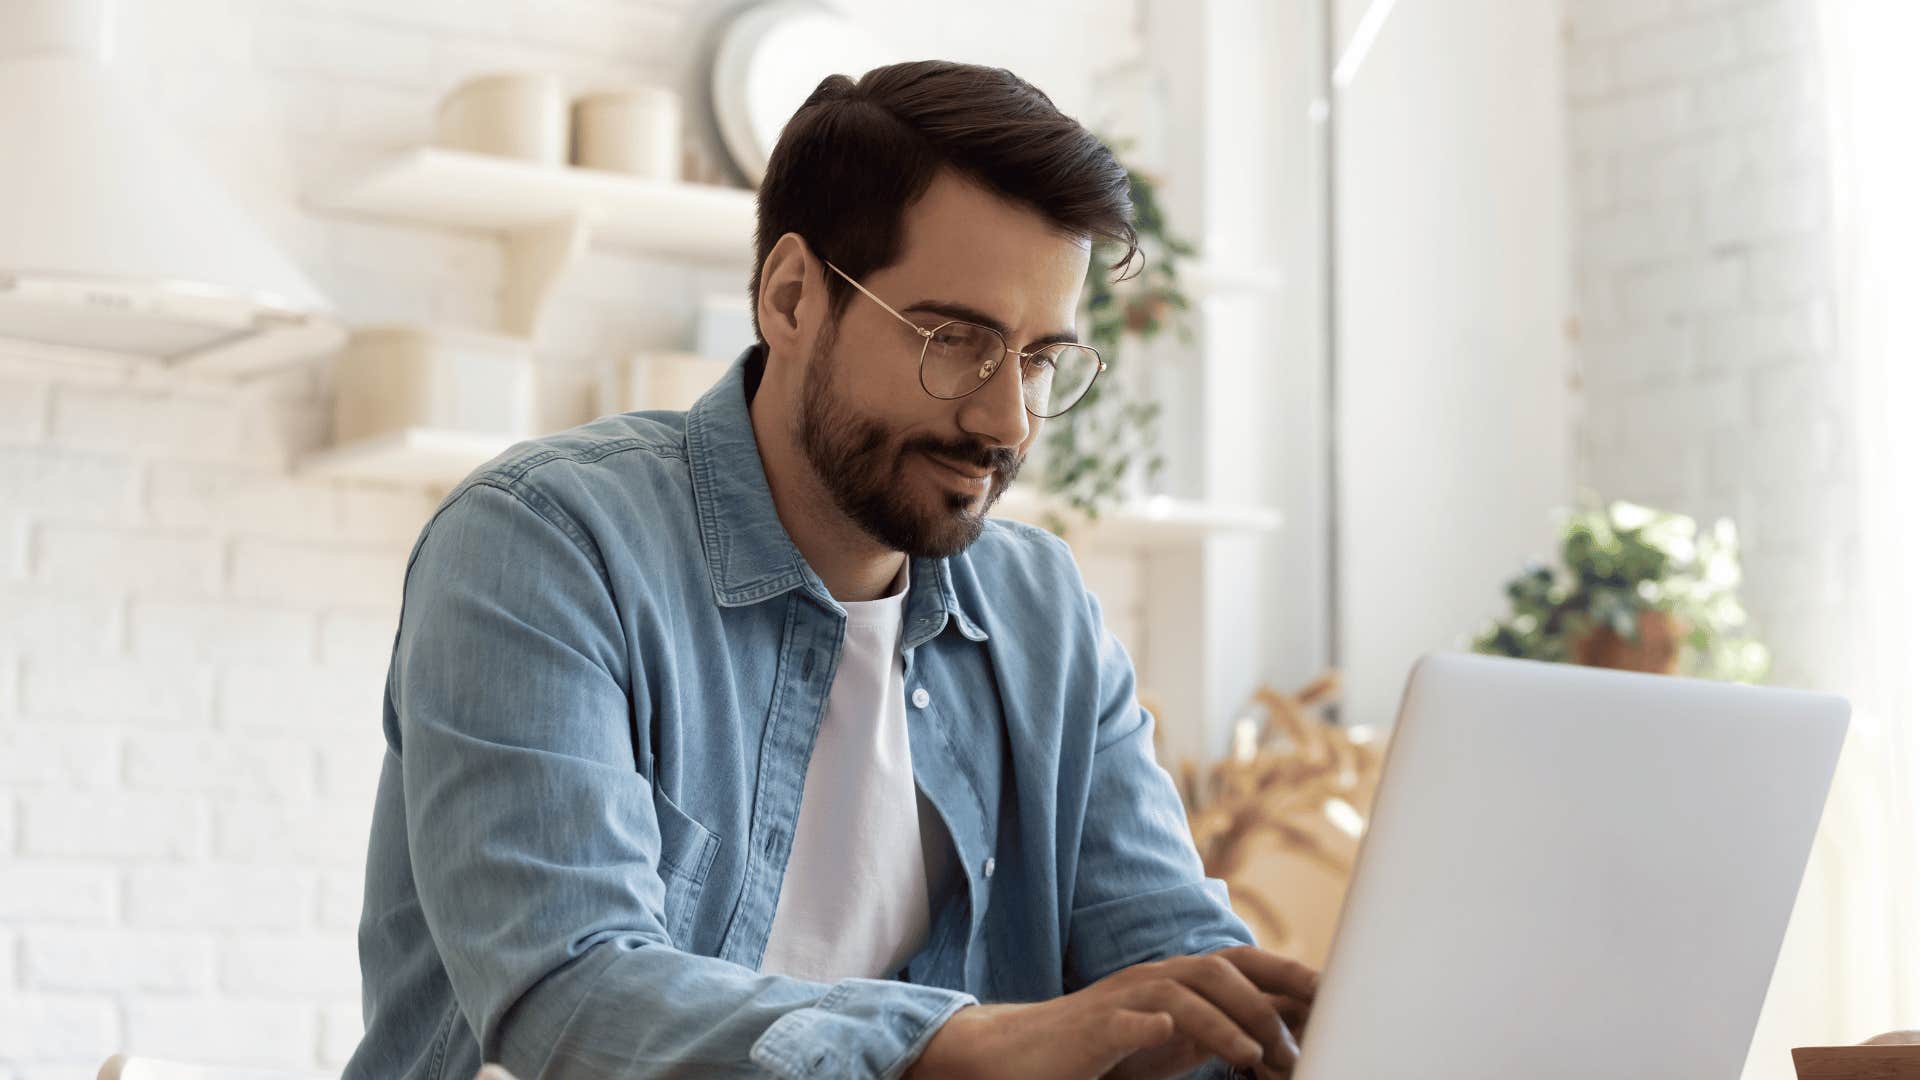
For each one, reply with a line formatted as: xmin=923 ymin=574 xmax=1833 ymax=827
xmin=750 ymin=978 xmax=976 ymax=1079
xmin=1063 ymin=590 xmax=1256 ymax=990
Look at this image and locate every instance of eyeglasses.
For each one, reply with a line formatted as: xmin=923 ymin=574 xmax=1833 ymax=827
xmin=821 ymin=257 xmax=1106 ymax=419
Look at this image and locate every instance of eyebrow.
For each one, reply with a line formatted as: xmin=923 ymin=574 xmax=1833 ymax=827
xmin=901 ymin=299 xmax=1081 ymax=349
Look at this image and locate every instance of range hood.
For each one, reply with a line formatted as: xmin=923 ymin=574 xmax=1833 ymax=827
xmin=0 ymin=0 xmax=344 ymax=375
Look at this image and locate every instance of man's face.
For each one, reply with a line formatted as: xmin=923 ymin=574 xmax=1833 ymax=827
xmin=794 ymin=170 xmax=1092 ymax=559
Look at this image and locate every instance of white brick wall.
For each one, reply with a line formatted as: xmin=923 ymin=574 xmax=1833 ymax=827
xmin=21 ymin=930 xmax=216 ymax=995
xmin=124 ymin=868 xmax=313 ymax=934
xmin=0 ymin=866 xmax=118 ymax=925
xmin=0 ymin=1 xmax=1145 ymax=1075
xmin=1564 ymin=0 xmax=1849 ymax=692
xmin=123 ymin=999 xmax=318 ymax=1070
xmin=19 ymin=794 xmax=209 ymax=862
xmin=0 ymin=0 xmax=466 ymax=1067
xmin=0 ymin=994 xmax=119 ymax=1066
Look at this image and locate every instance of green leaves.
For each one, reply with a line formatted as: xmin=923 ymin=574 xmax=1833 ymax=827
xmin=1039 ymin=143 xmax=1194 ymax=522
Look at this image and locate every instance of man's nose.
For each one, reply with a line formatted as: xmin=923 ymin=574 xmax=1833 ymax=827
xmin=955 ymin=349 xmax=1032 ymax=450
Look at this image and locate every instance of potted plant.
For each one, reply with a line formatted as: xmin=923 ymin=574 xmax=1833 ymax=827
xmin=1037 ymin=137 xmax=1192 ymax=524
xmin=1471 ymin=497 xmax=1771 ymax=682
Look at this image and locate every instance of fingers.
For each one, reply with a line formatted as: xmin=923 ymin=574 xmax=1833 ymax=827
xmin=1172 ymin=954 xmax=1293 ymax=1069
xmin=1266 ymin=995 xmax=1305 ymax=1078
xmin=1267 ymin=992 xmax=1311 ymax=1036
xmin=1078 ymin=950 xmax=1320 ymax=1078
xmin=1105 ymin=1008 xmax=1177 ymax=1054
xmin=1213 ymin=946 xmax=1320 ymax=1002
xmin=1078 ymin=1006 xmax=1178 ymax=1079
xmin=1125 ymin=978 xmax=1271 ymax=1070
xmin=1250 ymin=1021 xmax=1303 ymax=1080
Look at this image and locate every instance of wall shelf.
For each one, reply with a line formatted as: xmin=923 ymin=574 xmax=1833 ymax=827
xmin=298 ymin=427 xmax=516 ymax=487
xmin=993 ymin=491 xmax=1282 ymax=550
xmin=306 ymin=147 xmax=1283 ymax=340
xmin=311 ymin=147 xmax=756 ymax=260
xmin=294 ymin=426 xmax=1281 ymax=547
xmin=1186 ymin=258 xmax=1287 ymax=296
xmin=301 ymin=149 xmax=1285 ymax=545
xmin=308 ymin=147 xmax=757 ymax=334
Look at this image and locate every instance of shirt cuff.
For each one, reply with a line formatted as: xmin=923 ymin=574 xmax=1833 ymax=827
xmin=748 ymin=977 xmax=977 ymax=1080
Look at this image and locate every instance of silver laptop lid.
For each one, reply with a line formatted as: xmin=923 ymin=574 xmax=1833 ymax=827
xmin=1294 ymin=651 xmax=1849 ymax=1080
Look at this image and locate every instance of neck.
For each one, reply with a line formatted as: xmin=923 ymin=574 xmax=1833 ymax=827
xmin=748 ymin=352 xmax=908 ymax=604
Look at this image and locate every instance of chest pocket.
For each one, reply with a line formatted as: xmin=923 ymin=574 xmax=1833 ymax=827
xmin=652 ymin=788 xmax=721 ymax=949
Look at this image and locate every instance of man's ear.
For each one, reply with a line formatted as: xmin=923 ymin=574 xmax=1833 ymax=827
xmin=756 ymin=232 xmax=815 ymax=358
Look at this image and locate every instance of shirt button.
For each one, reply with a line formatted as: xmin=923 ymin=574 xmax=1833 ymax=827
xmin=911 ymin=687 xmax=931 ymax=709
xmin=982 ymin=856 xmax=996 ymax=879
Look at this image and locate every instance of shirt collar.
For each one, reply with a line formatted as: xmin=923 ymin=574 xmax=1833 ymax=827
xmin=684 ymin=344 xmax=989 ymax=645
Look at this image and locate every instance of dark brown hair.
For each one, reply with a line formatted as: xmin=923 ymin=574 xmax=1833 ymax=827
xmin=749 ymin=59 xmax=1138 ymax=342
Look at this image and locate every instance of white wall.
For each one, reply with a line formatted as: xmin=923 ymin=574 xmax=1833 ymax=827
xmin=1333 ymin=0 xmax=1574 ymax=727
xmin=1561 ymin=0 xmax=1859 ymax=1075
xmin=0 ymin=2 xmax=1146 ymax=1075
xmin=1565 ymin=0 xmax=1846 ymax=693
xmin=1121 ymin=0 xmax=1324 ymax=765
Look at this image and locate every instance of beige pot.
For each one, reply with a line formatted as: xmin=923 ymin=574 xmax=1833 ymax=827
xmin=435 ymin=72 xmax=568 ymax=165
xmin=571 ymin=86 xmax=681 ymax=180
xmin=333 ymin=325 xmax=534 ymax=443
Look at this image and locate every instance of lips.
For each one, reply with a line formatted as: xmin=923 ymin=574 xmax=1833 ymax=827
xmin=924 ymin=452 xmax=992 ymax=481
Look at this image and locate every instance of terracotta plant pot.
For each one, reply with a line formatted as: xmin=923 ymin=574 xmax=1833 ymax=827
xmin=1570 ymin=610 xmax=1687 ymax=674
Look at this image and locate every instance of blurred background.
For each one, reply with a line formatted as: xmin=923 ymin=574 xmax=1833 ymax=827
xmin=0 ymin=0 xmax=1913 ymax=1077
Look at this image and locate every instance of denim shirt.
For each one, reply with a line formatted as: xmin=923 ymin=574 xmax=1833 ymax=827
xmin=345 ymin=345 xmax=1254 ymax=1080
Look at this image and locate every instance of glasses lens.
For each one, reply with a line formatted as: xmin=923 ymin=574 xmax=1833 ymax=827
xmin=1023 ymin=344 xmax=1102 ymax=418
xmin=920 ymin=321 xmax=1007 ymax=399
xmin=918 ymin=322 xmax=1103 ymax=416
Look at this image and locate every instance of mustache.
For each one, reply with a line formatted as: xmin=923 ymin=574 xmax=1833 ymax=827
xmin=903 ymin=436 xmax=1023 ymax=479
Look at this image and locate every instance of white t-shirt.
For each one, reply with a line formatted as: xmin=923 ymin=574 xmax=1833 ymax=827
xmin=758 ymin=562 xmax=951 ymax=982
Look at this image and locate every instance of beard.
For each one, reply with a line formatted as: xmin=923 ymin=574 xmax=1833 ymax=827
xmin=794 ymin=321 xmax=1023 ymax=559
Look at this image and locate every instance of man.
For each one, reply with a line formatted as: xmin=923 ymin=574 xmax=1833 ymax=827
xmin=346 ymin=59 xmax=1315 ymax=1080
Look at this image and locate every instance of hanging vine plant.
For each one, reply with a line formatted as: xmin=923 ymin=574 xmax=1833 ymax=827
xmin=1039 ymin=137 xmax=1195 ymax=523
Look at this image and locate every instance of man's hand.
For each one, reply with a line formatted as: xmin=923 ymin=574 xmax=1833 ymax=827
xmin=906 ymin=946 xmax=1318 ymax=1080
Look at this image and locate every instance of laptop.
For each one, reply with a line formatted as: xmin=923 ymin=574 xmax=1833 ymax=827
xmin=1292 ymin=651 xmax=1850 ymax=1080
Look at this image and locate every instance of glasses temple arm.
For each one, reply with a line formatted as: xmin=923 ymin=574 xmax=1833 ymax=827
xmin=822 ymin=258 xmax=930 ymax=338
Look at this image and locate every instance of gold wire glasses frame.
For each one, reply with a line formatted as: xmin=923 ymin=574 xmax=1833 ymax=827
xmin=821 ymin=257 xmax=1107 ymax=419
